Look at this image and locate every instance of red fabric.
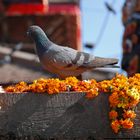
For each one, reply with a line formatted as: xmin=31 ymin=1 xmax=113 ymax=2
xmin=6 ymin=3 xmax=48 ymax=15
xmin=6 ymin=4 xmax=80 ymax=16
xmin=48 ymin=4 xmax=80 ymax=15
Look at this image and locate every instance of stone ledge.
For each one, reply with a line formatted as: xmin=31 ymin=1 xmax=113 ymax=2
xmin=0 ymin=45 xmax=40 ymax=68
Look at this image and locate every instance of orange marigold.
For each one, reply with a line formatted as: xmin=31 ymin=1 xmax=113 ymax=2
xmin=29 ymin=83 xmax=47 ymax=93
xmin=109 ymin=92 xmax=120 ymax=107
xmin=98 ymin=80 xmax=112 ymax=92
xmin=5 ymin=81 xmax=29 ymax=93
xmin=111 ymin=120 xmax=121 ymax=133
xmin=5 ymin=86 xmax=16 ymax=92
xmin=46 ymin=79 xmax=67 ymax=94
xmin=65 ymin=77 xmax=79 ymax=87
xmin=86 ymin=88 xmax=99 ymax=99
xmin=126 ymin=99 xmax=139 ymax=108
xmin=4 ymin=74 xmax=140 ymax=133
xmin=123 ymin=110 xmax=136 ymax=119
xmin=109 ymin=110 xmax=118 ymax=120
xmin=120 ymin=119 xmax=134 ymax=129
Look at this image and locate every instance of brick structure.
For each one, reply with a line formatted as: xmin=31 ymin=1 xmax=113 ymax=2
xmin=0 ymin=0 xmax=81 ymax=51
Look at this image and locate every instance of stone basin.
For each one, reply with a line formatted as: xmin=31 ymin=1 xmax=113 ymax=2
xmin=0 ymin=91 xmax=139 ymax=139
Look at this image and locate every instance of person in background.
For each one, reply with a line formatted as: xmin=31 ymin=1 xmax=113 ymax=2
xmin=122 ymin=0 xmax=140 ymax=76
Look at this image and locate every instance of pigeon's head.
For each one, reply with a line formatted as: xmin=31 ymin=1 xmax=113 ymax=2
xmin=27 ymin=25 xmax=47 ymax=40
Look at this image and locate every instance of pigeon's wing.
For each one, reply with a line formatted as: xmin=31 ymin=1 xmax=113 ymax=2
xmin=63 ymin=47 xmax=94 ymax=62
xmin=61 ymin=47 xmax=118 ymax=69
xmin=41 ymin=46 xmax=95 ymax=70
xmin=41 ymin=45 xmax=118 ymax=70
xmin=80 ymin=56 xmax=118 ymax=68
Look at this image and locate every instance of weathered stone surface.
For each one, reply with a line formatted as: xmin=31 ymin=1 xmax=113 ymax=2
xmin=0 ymin=92 xmax=139 ymax=139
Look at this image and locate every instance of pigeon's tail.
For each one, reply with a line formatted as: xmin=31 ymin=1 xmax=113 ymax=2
xmin=86 ymin=57 xmax=119 ymax=68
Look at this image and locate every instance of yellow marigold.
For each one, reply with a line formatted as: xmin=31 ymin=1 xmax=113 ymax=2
xmin=128 ymin=74 xmax=140 ymax=93
xmin=33 ymin=78 xmax=48 ymax=84
xmin=123 ymin=110 xmax=136 ymax=119
xmin=126 ymin=87 xmax=140 ymax=100
xmin=111 ymin=74 xmax=128 ymax=92
xmin=109 ymin=110 xmax=118 ymax=120
xmin=111 ymin=120 xmax=121 ymax=133
xmin=117 ymin=92 xmax=129 ymax=108
xmin=120 ymin=119 xmax=134 ymax=129
xmin=117 ymin=103 xmax=127 ymax=108
xmin=65 ymin=77 xmax=79 ymax=87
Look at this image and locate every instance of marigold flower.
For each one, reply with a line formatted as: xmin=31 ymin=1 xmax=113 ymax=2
xmin=86 ymin=88 xmax=99 ymax=99
xmin=111 ymin=120 xmax=121 ymax=133
xmin=109 ymin=110 xmax=118 ymax=120
xmin=4 ymin=73 xmax=140 ymax=133
xmin=120 ymin=119 xmax=134 ymax=129
xmin=65 ymin=77 xmax=79 ymax=87
xmin=126 ymin=87 xmax=140 ymax=100
xmin=111 ymin=74 xmax=128 ymax=91
xmin=117 ymin=94 xmax=129 ymax=108
xmin=109 ymin=92 xmax=120 ymax=107
xmin=126 ymin=99 xmax=139 ymax=108
xmin=123 ymin=110 xmax=136 ymax=119
xmin=5 ymin=81 xmax=29 ymax=93
xmin=5 ymin=86 xmax=16 ymax=92
xmin=98 ymin=80 xmax=112 ymax=92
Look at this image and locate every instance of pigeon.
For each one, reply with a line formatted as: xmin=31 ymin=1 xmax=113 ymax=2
xmin=27 ymin=25 xmax=118 ymax=79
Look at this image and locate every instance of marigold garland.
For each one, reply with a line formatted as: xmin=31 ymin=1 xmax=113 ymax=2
xmin=4 ymin=73 xmax=140 ymax=133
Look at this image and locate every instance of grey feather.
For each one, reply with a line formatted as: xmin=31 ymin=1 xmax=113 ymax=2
xmin=27 ymin=25 xmax=118 ymax=78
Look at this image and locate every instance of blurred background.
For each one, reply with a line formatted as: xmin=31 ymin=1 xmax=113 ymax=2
xmin=0 ymin=0 xmax=137 ymax=83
